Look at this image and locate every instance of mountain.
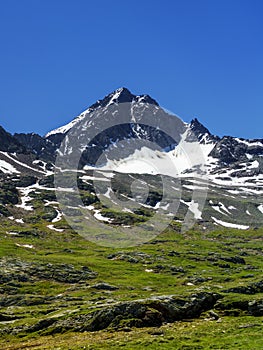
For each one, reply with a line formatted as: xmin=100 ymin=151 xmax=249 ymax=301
xmin=12 ymin=87 xmax=263 ymax=178
xmin=0 ymin=87 xmax=263 ymax=232
xmin=1 ymin=88 xmax=263 ymax=348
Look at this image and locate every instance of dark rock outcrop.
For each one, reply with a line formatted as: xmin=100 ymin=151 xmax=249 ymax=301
xmin=223 ymin=280 xmax=263 ymax=295
xmin=0 ymin=126 xmax=26 ymax=153
xmin=35 ymin=292 xmax=221 ymax=335
xmin=0 ymin=258 xmax=97 ymax=286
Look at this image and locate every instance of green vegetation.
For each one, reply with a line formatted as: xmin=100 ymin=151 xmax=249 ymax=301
xmin=0 ymin=171 xmax=262 ymax=349
xmin=0 ymin=218 xmax=262 ymax=349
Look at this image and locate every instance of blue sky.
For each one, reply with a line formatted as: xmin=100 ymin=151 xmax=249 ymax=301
xmin=0 ymin=0 xmax=262 ymax=139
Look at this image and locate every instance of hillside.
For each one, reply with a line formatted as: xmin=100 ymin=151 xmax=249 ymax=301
xmin=0 ymin=88 xmax=262 ymax=349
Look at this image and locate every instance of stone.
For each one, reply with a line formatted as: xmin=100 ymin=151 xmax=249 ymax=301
xmin=91 ymin=283 xmax=119 ymax=291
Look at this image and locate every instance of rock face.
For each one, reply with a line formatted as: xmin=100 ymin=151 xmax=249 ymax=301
xmin=0 ymin=126 xmax=26 ymax=153
xmin=210 ymin=136 xmax=263 ymax=164
xmin=13 ymin=132 xmax=59 ymax=162
xmin=186 ymin=118 xmax=219 ymax=144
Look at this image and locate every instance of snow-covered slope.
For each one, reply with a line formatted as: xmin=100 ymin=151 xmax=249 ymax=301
xmin=86 ymin=126 xmax=216 ymax=177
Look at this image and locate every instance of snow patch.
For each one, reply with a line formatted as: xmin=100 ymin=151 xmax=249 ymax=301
xmin=16 ymin=244 xmax=34 ymax=249
xmin=6 ymin=232 xmax=19 ymax=236
xmin=212 ymin=217 xmax=249 ymax=230
xmin=16 ymin=187 xmax=34 ymax=211
xmin=181 ymin=200 xmax=202 ymax=219
xmin=15 ymin=218 xmax=24 ymax=224
xmin=52 ymin=210 xmax=63 ymax=223
xmin=93 ymin=209 xmax=112 ymax=222
xmin=47 ymin=225 xmax=64 ymax=232
xmin=0 ymin=160 xmax=19 ymax=174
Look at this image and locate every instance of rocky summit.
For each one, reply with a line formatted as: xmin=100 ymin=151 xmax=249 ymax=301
xmin=0 ymin=88 xmax=262 ymax=349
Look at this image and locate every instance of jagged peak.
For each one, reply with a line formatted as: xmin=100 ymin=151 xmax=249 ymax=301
xmin=114 ymin=86 xmax=132 ymax=95
xmin=45 ymin=89 xmax=158 ymax=137
xmin=89 ymin=87 xmax=158 ymax=109
xmin=185 ymin=118 xmax=221 ymax=145
xmin=190 ymin=118 xmax=211 ymax=135
xmin=109 ymin=87 xmax=134 ymax=104
xmin=88 ymin=87 xmax=133 ymax=110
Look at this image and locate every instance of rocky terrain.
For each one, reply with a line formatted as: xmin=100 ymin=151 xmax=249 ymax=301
xmin=0 ymin=223 xmax=262 ymax=349
xmin=0 ymin=88 xmax=262 ymax=349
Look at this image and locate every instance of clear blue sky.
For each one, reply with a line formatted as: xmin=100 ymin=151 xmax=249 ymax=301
xmin=0 ymin=0 xmax=262 ymax=139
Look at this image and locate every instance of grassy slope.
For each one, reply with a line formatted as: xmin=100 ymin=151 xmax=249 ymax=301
xmin=0 ymin=215 xmax=262 ymax=349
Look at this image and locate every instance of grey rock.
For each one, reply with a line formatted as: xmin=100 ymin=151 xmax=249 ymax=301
xmin=91 ymin=283 xmax=119 ymax=291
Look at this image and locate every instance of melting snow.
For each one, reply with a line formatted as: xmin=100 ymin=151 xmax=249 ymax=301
xmin=235 ymin=138 xmax=263 ymax=147
xmin=103 ymin=187 xmax=112 ymax=198
xmin=52 ymin=210 xmax=63 ymax=223
xmin=246 ymin=153 xmax=253 ymax=160
xmin=228 ymin=206 xmax=236 ymax=210
xmin=16 ymin=244 xmax=34 ymax=249
xmin=81 ymin=175 xmax=110 ymax=182
xmin=87 ymin=126 xmax=215 ymax=178
xmin=16 ymin=187 xmax=34 ymax=211
xmin=0 ymin=160 xmax=19 ymax=174
xmin=212 ymin=217 xmax=249 ymax=230
xmin=181 ymin=199 xmax=202 ymax=219
xmin=93 ymin=209 xmax=112 ymax=222
xmin=44 ymin=201 xmax=59 ymax=206
xmin=47 ymin=225 xmax=64 ymax=232
xmin=15 ymin=218 xmax=24 ymax=224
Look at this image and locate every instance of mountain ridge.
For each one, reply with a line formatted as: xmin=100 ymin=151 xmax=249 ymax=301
xmin=0 ymin=87 xmax=262 ymax=178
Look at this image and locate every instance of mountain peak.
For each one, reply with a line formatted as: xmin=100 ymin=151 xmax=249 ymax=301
xmin=188 ymin=118 xmax=220 ymax=145
xmin=45 ymin=88 xmax=159 ymax=138
xmin=112 ymin=87 xmax=159 ymax=106
xmin=114 ymin=86 xmax=132 ymax=94
xmin=89 ymin=87 xmax=159 ymax=111
xmin=190 ymin=118 xmax=211 ymax=135
xmin=89 ymin=87 xmax=133 ymax=110
xmin=110 ymin=87 xmax=134 ymax=103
